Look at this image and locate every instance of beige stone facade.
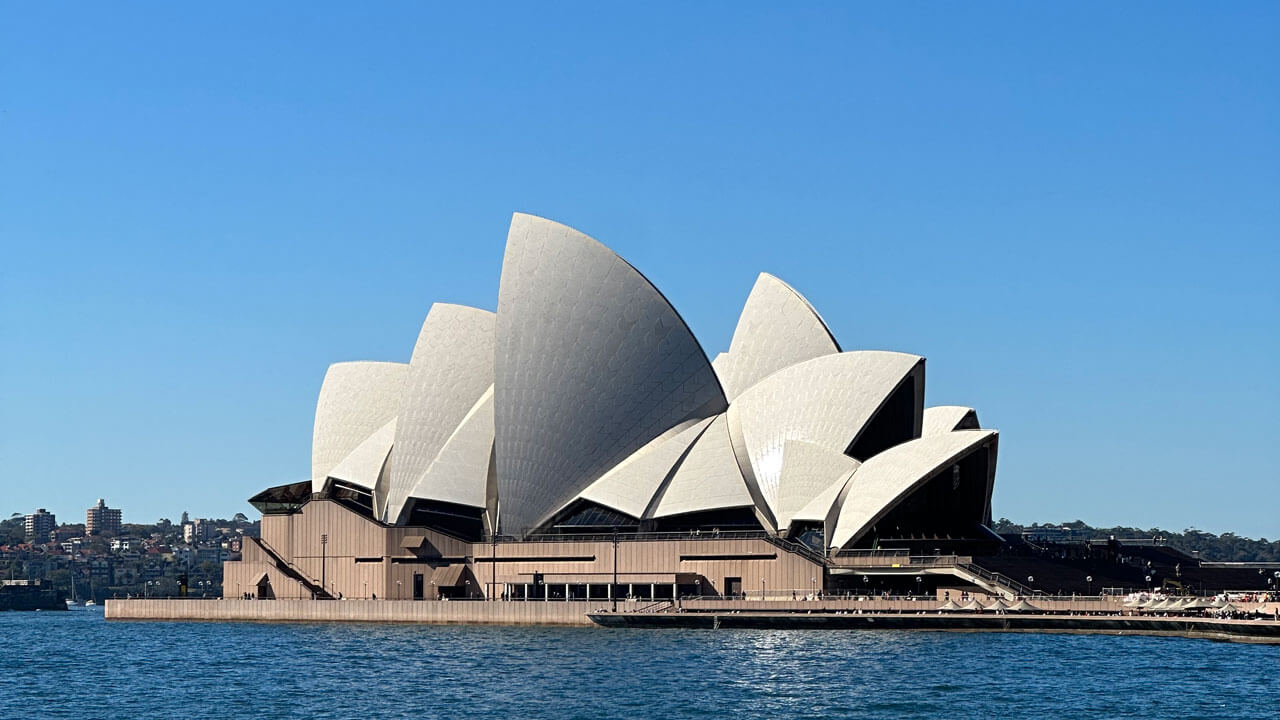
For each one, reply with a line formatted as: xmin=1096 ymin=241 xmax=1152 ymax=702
xmin=224 ymin=499 xmax=824 ymax=602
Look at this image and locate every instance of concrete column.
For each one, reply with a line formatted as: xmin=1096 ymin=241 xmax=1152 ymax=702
xmin=650 ymin=583 xmax=656 ymax=600
xmin=565 ymin=583 xmax=570 ymax=601
xmin=628 ymin=583 xmax=633 ymax=600
xmin=607 ymin=583 xmax=612 ymax=600
xmin=523 ymin=583 xmax=529 ymax=601
xmin=672 ymin=582 xmax=678 ymax=600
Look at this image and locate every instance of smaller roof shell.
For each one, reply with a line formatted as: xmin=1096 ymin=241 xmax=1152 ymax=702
xmin=922 ymin=406 xmax=979 ymax=436
xmin=574 ymin=417 xmax=714 ymax=520
xmin=715 ymin=273 xmax=840 ymax=400
xmin=829 ymin=429 xmax=998 ymax=550
xmin=326 ymin=419 xmax=396 ymax=492
xmin=727 ymin=351 xmax=925 ymax=526
xmin=648 ymin=415 xmax=754 ymax=519
xmin=311 ymin=361 xmax=408 ymax=493
xmin=775 ymin=441 xmax=861 ymax=533
xmin=403 ymin=385 xmax=496 ymax=516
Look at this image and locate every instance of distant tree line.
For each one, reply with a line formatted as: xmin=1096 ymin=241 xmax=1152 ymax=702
xmin=992 ymin=519 xmax=1280 ymax=563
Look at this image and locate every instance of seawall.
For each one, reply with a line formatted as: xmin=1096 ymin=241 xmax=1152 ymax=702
xmin=590 ymin=611 xmax=1280 ymax=643
xmin=106 ymin=598 xmax=598 ymax=625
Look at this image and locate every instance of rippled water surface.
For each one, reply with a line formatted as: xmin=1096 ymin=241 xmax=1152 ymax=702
xmin=4 ymin=609 xmax=1276 ymax=719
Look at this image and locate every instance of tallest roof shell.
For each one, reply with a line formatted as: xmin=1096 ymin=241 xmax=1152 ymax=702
xmin=494 ymin=213 xmax=728 ymax=536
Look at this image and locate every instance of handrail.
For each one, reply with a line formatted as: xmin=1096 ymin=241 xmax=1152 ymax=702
xmin=760 ymin=535 xmax=827 ymax=565
xmin=492 ymin=530 xmax=772 ymax=543
xmin=250 ymin=537 xmax=333 ymax=599
xmin=831 ymin=548 xmax=912 ymax=558
xmin=955 ymin=561 xmax=1042 ymax=597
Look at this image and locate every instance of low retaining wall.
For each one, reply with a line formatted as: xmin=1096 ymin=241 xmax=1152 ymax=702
xmin=591 ymin=611 xmax=1280 ymax=643
xmin=106 ymin=598 xmax=600 ymax=626
xmin=681 ymin=598 xmax=1130 ymax=613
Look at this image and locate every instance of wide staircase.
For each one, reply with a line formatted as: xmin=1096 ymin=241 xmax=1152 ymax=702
xmin=247 ymin=537 xmax=334 ymax=600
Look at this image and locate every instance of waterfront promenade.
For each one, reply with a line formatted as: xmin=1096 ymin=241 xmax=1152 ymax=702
xmin=105 ymin=596 xmax=1280 ymax=642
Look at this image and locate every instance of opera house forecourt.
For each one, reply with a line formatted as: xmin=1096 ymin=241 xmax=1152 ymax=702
xmin=219 ymin=212 xmax=1004 ymax=606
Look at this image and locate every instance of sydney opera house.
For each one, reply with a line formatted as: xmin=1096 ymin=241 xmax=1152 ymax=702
xmin=224 ymin=214 xmax=1000 ymax=602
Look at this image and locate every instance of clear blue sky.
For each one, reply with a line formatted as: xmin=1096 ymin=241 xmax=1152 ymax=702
xmin=2 ymin=3 xmax=1276 ymax=537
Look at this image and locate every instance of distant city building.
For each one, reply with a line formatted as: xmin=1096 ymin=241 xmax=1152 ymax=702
xmin=24 ymin=509 xmax=56 ymax=541
xmin=181 ymin=511 xmax=190 ymax=525
xmin=86 ymin=499 xmax=122 ymax=536
xmin=183 ymin=519 xmax=213 ymax=544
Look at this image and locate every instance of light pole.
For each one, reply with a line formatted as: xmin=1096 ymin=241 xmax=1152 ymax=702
xmin=396 ymin=579 xmax=402 ymax=600
xmin=1086 ymin=575 xmax=1093 ymax=596
xmin=915 ymin=575 xmax=922 ymax=597
xmin=363 ymin=581 xmax=367 ymax=599
xmin=491 ymin=531 xmax=498 ymax=602
xmin=1145 ymin=575 xmax=1152 ymax=593
xmin=810 ymin=576 xmax=816 ymax=599
xmin=761 ymin=577 xmax=766 ymax=601
xmin=320 ymin=534 xmax=328 ymax=597
xmin=612 ymin=528 xmax=619 ymax=612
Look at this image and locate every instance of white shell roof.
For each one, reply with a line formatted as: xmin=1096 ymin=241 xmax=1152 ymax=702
xmin=405 ymin=385 xmax=495 ymax=514
xmin=648 ymin=414 xmax=754 ymax=518
xmin=385 ymin=304 xmax=496 ymax=523
xmin=494 ymin=213 xmax=727 ymax=536
xmin=326 ymin=418 xmax=396 ymax=491
xmin=311 ymin=361 xmax=408 ymax=493
xmin=775 ymin=441 xmax=861 ymax=533
xmin=726 ymin=351 xmax=924 ymax=526
xmin=574 ymin=417 xmax=713 ymax=520
xmin=716 ymin=273 xmax=841 ymax=400
xmin=828 ymin=429 xmax=997 ymax=550
xmin=922 ymin=406 xmax=979 ymax=436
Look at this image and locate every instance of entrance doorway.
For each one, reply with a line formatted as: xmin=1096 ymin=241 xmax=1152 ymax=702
xmin=724 ymin=577 xmax=742 ymax=599
xmin=413 ymin=573 xmax=425 ymax=601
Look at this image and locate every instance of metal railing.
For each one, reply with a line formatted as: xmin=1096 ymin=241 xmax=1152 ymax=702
xmin=954 ymin=561 xmax=1042 ymax=597
xmin=250 ymin=537 xmax=332 ymax=599
xmin=760 ymin=535 xmax=827 ymax=565
xmin=831 ymin=548 xmax=912 ymax=558
xmin=495 ymin=530 xmax=772 ymax=544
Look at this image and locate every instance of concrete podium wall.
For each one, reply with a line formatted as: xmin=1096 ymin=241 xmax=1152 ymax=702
xmin=107 ymin=598 xmax=601 ymax=625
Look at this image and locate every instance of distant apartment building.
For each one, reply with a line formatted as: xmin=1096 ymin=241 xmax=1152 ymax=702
xmin=86 ymin=499 xmax=122 ymax=536
xmin=183 ymin=518 xmax=213 ymax=544
xmin=24 ymin=509 xmax=56 ymax=541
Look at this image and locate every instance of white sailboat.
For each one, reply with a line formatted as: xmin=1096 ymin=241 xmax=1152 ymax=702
xmin=66 ymin=574 xmax=81 ymax=607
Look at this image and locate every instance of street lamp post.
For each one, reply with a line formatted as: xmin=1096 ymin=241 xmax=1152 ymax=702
xmin=915 ymin=576 xmax=922 ymax=597
xmin=612 ymin=528 xmax=620 ymax=612
xmin=320 ymin=534 xmax=328 ymax=598
xmin=1086 ymin=575 xmax=1093 ymax=596
xmin=396 ymin=579 xmax=402 ymax=600
xmin=761 ymin=578 xmax=766 ymax=601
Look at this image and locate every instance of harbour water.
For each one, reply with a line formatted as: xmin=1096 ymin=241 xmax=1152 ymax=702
xmin=5 ymin=609 xmax=1276 ymax=719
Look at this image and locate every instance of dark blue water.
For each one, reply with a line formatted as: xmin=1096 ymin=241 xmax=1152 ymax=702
xmin=4 ymin=609 xmax=1276 ymax=719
